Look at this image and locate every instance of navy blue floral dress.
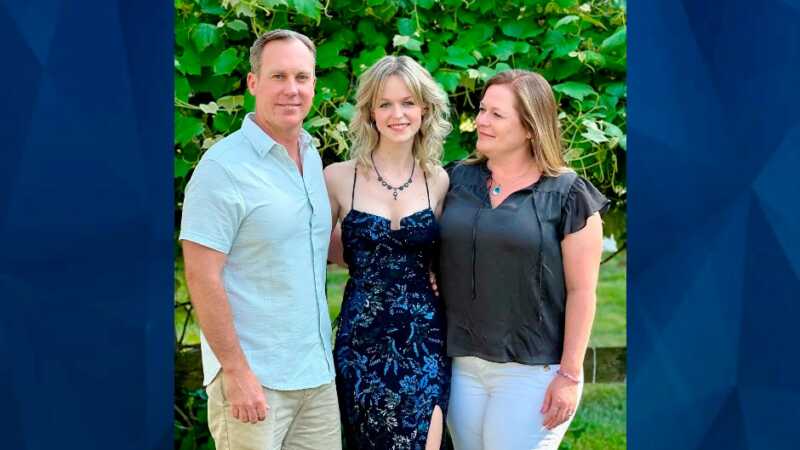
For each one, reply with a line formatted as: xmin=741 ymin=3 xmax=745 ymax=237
xmin=334 ymin=167 xmax=451 ymax=450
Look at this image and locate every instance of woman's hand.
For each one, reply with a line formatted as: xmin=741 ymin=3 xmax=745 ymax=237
xmin=540 ymin=371 xmax=580 ymax=429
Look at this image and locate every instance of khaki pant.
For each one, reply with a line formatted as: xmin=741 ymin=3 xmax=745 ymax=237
xmin=206 ymin=373 xmax=341 ymax=450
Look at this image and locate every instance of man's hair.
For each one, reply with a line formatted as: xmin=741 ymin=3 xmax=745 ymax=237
xmin=249 ymin=29 xmax=316 ymax=74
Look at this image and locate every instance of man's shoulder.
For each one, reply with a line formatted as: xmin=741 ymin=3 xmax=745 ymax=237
xmin=200 ymin=130 xmax=252 ymax=167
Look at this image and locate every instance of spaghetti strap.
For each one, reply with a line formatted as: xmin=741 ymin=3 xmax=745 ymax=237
xmin=351 ymin=164 xmax=358 ymax=212
xmin=423 ymin=170 xmax=431 ymax=209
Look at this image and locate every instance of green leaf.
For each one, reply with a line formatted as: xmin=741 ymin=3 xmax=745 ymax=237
xmin=317 ymin=41 xmax=347 ymax=69
xmin=397 ymin=18 xmax=416 ymax=36
xmin=604 ymin=82 xmax=626 ymax=97
xmin=554 ymin=15 xmax=580 ymax=28
xmin=434 ymin=71 xmax=460 ymax=93
xmin=495 ymin=62 xmax=512 ymax=73
xmin=542 ymin=30 xmax=581 ymax=58
xmin=191 ymin=23 xmax=219 ymax=52
xmin=444 ymin=46 xmax=476 ymax=68
xmin=175 ymin=115 xmax=205 ymax=145
xmin=352 ymin=47 xmax=385 ymax=75
xmin=175 ymin=76 xmax=190 ymax=102
xmin=199 ymin=0 xmax=224 ymax=14
xmin=217 ymin=95 xmax=244 ymax=111
xmin=176 ymin=49 xmax=202 ymax=75
xmin=455 ymin=24 xmax=494 ymax=52
xmin=289 ymin=0 xmax=322 ymax=20
xmin=581 ymin=120 xmax=609 ymax=144
xmin=357 ymin=20 xmax=389 ymax=48
xmin=500 ymin=20 xmax=543 ymax=39
xmin=552 ymin=81 xmax=597 ymax=100
xmin=601 ymin=27 xmax=626 ymax=50
xmin=212 ymin=111 xmax=234 ymax=133
xmin=336 ymin=102 xmax=356 ymax=121
xmin=491 ymin=41 xmax=517 ymax=61
xmin=226 ymin=19 xmax=248 ymax=33
xmin=414 ymin=0 xmax=434 ymax=9
xmin=393 ymin=35 xmax=422 ymax=52
xmin=318 ymin=70 xmax=350 ymax=97
xmin=244 ymin=91 xmax=255 ymax=112
xmin=213 ymin=48 xmax=241 ymax=75
xmin=175 ymin=158 xmax=192 ymax=179
xmin=305 ymin=116 xmax=330 ymax=129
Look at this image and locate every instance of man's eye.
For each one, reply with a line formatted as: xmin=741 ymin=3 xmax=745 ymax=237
xmin=272 ymin=74 xmax=284 ymax=80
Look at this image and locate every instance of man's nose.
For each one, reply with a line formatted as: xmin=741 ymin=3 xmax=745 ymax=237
xmin=283 ymin=78 xmax=300 ymax=95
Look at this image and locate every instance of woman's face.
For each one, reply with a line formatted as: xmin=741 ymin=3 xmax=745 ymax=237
xmin=475 ymin=84 xmax=530 ymax=158
xmin=372 ymin=75 xmax=424 ymax=147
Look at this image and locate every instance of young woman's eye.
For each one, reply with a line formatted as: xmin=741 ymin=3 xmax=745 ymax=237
xmin=478 ymin=106 xmax=486 ymax=113
xmin=403 ymin=101 xmax=415 ymax=106
xmin=493 ymin=112 xmax=502 ymax=118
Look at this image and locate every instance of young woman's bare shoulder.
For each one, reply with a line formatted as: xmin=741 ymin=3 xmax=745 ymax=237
xmin=324 ymin=160 xmax=357 ymax=187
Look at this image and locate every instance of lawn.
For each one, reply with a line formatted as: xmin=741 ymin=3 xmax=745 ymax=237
xmin=561 ymin=383 xmax=627 ymax=450
xmin=326 ymin=250 xmax=627 ymax=348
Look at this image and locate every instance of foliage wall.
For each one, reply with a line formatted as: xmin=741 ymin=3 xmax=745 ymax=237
xmin=174 ymin=1 xmax=626 ymax=445
xmin=175 ymin=0 xmax=627 ymax=241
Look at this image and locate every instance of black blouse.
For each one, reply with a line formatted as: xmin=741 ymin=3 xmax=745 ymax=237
xmin=438 ymin=162 xmax=610 ymax=365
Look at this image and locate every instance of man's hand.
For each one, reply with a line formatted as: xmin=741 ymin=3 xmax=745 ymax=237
xmin=223 ymin=367 xmax=269 ymax=424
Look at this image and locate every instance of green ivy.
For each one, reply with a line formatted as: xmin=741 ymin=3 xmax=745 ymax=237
xmin=175 ymin=0 xmax=627 ymax=240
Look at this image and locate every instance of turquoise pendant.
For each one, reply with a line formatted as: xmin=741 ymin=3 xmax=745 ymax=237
xmin=491 ymin=185 xmax=502 ymax=196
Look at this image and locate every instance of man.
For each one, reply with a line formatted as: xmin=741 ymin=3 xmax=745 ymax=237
xmin=180 ymin=30 xmax=340 ymax=450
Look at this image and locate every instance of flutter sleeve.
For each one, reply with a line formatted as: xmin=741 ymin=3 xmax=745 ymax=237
xmin=560 ymin=176 xmax=611 ymax=237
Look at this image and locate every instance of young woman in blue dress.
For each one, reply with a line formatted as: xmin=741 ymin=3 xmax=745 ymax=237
xmin=323 ymin=55 xmax=452 ymax=450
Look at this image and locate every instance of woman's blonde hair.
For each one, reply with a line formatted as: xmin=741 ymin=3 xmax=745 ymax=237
xmin=349 ymin=55 xmax=452 ymax=176
xmin=468 ymin=70 xmax=569 ymax=177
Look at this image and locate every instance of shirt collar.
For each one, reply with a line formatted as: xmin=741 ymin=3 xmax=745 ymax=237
xmin=241 ymin=112 xmax=314 ymax=158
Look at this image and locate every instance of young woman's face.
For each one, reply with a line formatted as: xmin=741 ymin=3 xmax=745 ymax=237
xmin=372 ymin=75 xmax=424 ymax=147
xmin=475 ymin=84 xmax=530 ymax=158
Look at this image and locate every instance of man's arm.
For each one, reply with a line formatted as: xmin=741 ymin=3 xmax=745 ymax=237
xmin=182 ymin=240 xmax=268 ymax=424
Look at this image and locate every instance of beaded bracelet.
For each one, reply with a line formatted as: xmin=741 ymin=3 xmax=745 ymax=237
xmin=557 ymin=369 xmax=581 ymax=384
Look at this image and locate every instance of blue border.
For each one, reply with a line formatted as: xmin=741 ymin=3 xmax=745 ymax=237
xmin=629 ymin=0 xmax=800 ymax=448
xmin=0 ymin=1 xmax=173 ymax=448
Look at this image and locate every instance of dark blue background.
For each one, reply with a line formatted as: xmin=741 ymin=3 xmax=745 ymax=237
xmin=0 ymin=0 xmax=173 ymax=449
xmin=629 ymin=0 xmax=800 ymax=449
xmin=1 ymin=0 xmax=799 ymax=448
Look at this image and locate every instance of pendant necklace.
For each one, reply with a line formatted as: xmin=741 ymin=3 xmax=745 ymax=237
xmin=371 ymin=152 xmax=415 ymax=200
xmin=489 ymin=164 xmax=534 ymax=197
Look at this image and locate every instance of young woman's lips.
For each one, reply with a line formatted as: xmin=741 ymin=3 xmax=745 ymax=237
xmin=478 ymin=131 xmax=495 ymax=138
xmin=388 ymin=124 xmax=409 ymax=131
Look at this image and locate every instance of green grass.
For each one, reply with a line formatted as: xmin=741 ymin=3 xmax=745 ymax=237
xmin=561 ymin=383 xmax=627 ymax=450
xmin=590 ymin=251 xmax=626 ymax=347
xmin=326 ymin=250 xmax=627 ymax=347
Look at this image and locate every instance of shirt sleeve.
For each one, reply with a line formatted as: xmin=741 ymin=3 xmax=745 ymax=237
xmin=560 ymin=176 xmax=611 ymax=238
xmin=178 ymin=159 xmax=245 ymax=254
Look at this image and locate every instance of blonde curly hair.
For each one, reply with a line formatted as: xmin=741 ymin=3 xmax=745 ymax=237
xmin=349 ymin=56 xmax=452 ymax=176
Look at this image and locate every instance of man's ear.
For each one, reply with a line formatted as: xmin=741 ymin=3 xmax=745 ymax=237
xmin=246 ymin=72 xmax=257 ymax=96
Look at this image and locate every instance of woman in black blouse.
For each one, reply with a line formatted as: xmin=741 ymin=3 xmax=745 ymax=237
xmin=439 ymin=70 xmax=609 ymax=450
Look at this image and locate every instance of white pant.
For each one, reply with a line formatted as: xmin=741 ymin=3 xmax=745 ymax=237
xmin=447 ymin=356 xmax=583 ymax=450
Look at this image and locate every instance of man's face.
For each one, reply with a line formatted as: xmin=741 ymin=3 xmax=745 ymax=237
xmin=247 ymin=39 xmax=316 ymax=135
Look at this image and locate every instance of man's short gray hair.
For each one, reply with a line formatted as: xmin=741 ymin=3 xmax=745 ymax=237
xmin=249 ymin=29 xmax=316 ymax=74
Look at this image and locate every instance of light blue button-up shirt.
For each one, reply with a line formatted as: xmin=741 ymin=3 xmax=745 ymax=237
xmin=180 ymin=113 xmax=334 ymax=390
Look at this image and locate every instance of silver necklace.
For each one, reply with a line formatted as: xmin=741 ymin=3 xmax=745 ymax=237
xmin=371 ymin=152 xmax=415 ymax=200
xmin=489 ymin=164 xmax=534 ymax=196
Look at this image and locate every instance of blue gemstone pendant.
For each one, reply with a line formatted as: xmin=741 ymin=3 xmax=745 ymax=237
xmin=491 ymin=185 xmax=502 ymax=196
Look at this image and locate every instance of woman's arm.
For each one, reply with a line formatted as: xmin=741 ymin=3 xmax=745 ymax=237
xmin=541 ymin=212 xmax=603 ymax=429
xmin=323 ymin=162 xmax=348 ymax=267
